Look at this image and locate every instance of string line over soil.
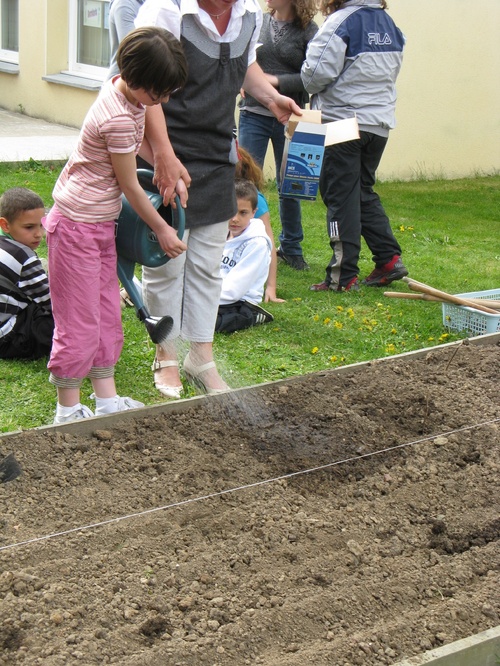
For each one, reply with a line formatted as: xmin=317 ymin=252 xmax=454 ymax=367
xmin=1 ymin=417 xmax=498 ymax=555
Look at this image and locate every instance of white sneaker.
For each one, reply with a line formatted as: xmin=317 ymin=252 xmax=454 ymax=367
xmin=53 ymin=404 xmax=94 ymax=424
xmin=94 ymin=395 xmax=144 ymax=416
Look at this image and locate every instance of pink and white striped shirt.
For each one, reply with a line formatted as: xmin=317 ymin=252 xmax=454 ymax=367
xmin=53 ymin=78 xmax=145 ymax=224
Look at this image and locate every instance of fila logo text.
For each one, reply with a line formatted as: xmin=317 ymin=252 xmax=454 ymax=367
xmin=368 ymin=33 xmax=392 ymax=45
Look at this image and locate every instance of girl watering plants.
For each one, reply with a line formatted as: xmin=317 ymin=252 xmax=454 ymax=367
xmin=43 ymin=27 xmax=188 ymax=424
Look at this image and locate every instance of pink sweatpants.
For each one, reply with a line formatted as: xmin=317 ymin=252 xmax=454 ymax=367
xmin=44 ymin=206 xmax=123 ymax=380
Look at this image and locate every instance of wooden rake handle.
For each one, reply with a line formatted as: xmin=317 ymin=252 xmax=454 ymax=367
xmin=402 ymin=277 xmax=498 ymax=314
xmin=384 ymin=291 xmax=500 ymax=310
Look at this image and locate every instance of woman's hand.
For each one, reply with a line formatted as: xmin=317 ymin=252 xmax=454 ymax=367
xmin=153 ymin=152 xmax=191 ymax=208
xmin=268 ymin=94 xmax=302 ymax=124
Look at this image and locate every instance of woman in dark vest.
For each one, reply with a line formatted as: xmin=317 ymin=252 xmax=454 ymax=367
xmin=136 ymin=0 xmax=300 ymax=398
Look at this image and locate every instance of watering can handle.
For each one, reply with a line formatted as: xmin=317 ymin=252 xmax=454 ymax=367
xmin=136 ymin=168 xmax=185 ymax=240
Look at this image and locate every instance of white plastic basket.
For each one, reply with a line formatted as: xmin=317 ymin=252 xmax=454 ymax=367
xmin=442 ymin=288 xmax=500 ymax=335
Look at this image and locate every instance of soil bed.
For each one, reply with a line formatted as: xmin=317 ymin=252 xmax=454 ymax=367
xmin=0 ymin=341 xmax=499 ymax=665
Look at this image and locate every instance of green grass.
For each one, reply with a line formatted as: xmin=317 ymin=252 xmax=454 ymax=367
xmin=1 ymin=163 xmax=499 ymax=433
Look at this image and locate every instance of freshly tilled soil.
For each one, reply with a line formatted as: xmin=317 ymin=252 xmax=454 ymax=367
xmin=0 ymin=341 xmax=499 ymax=665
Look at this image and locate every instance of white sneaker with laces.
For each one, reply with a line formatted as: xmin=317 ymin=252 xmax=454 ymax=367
xmin=93 ymin=395 xmax=144 ymax=416
xmin=53 ymin=404 xmax=95 ymax=424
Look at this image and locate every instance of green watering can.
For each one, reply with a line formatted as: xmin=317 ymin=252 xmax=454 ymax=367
xmin=115 ymin=169 xmax=185 ymax=344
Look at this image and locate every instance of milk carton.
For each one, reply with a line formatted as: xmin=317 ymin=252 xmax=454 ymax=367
xmin=281 ymin=111 xmax=359 ymax=200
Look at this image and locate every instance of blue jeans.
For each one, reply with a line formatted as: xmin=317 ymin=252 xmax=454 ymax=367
xmin=238 ymin=110 xmax=304 ymax=256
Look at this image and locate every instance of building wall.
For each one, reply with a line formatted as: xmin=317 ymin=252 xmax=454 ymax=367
xmin=382 ymin=0 xmax=500 ymax=180
xmin=0 ymin=0 xmax=498 ymax=179
xmin=3 ymin=1 xmax=93 ymax=127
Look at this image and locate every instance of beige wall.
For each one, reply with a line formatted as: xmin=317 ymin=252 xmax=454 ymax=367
xmin=380 ymin=0 xmax=500 ymax=179
xmin=0 ymin=0 xmax=498 ymax=179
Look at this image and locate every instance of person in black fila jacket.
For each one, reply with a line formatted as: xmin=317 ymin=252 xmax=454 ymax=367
xmin=0 ymin=188 xmax=54 ymax=359
xmin=302 ymin=0 xmax=409 ymax=292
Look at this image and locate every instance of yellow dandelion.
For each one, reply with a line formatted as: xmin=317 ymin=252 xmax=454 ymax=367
xmin=323 ymin=317 xmax=331 ymax=325
xmin=428 ymin=337 xmax=435 ymax=341
xmin=336 ymin=305 xmax=344 ymax=312
xmin=347 ymin=307 xmax=355 ymax=318
xmin=386 ymin=343 xmax=396 ymax=354
xmin=313 ymin=314 xmax=319 ymax=322
xmin=330 ymin=355 xmax=338 ymax=362
xmin=391 ymin=327 xmax=397 ymax=334
xmin=311 ymin=346 xmax=319 ymax=354
xmin=334 ymin=321 xmax=343 ymax=329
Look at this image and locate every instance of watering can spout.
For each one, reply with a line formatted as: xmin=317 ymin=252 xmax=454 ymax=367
xmin=142 ymin=314 xmax=174 ymax=345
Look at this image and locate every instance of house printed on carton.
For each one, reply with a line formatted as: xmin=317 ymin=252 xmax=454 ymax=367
xmin=281 ymin=111 xmax=359 ymax=200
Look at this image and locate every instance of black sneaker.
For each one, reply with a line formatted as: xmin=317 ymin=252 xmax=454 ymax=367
xmin=362 ymin=255 xmax=408 ymax=287
xmin=277 ymin=247 xmax=310 ymax=271
xmin=245 ymin=302 xmax=274 ymax=325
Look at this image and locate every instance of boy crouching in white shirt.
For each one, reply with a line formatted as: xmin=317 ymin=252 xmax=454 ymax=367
xmin=216 ymin=179 xmax=274 ymax=334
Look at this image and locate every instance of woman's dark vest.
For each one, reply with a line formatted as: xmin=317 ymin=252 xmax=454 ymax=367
xmin=163 ymin=10 xmax=255 ymax=227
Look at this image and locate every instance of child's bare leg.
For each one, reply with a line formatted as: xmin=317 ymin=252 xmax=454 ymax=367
xmin=54 ymin=385 xmax=93 ymax=424
xmin=90 ymin=376 xmax=118 ymax=399
xmin=57 ymin=386 xmax=81 ymax=408
xmin=91 ymin=376 xmax=144 ymax=414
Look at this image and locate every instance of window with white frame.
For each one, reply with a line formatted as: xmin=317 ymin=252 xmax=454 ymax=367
xmin=0 ymin=0 xmax=19 ymax=63
xmin=68 ymin=0 xmax=110 ymax=80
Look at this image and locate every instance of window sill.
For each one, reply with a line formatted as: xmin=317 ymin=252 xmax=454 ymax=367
xmin=42 ymin=72 xmax=102 ymax=91
xmin=0 ymin=61 xmax=19 ymax=74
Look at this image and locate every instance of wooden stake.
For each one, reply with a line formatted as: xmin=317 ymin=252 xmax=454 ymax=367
xmin=383 ymin=291 xmax=500 ymax=310
xmin=402 ymin=278 xmax=498 ymax=314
